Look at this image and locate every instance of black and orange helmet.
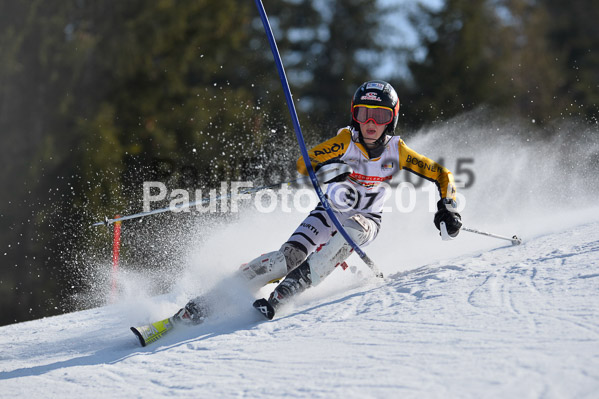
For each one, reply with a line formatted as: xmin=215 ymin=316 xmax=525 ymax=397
xmin=350 ymin=80 xmax=400 ymax=135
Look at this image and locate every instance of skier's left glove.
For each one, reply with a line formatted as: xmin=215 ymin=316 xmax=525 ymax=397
xmin=434 ymin=198 xmax=462 ymax=237
xmin=314 ymin=158 xmax=353 ymax=184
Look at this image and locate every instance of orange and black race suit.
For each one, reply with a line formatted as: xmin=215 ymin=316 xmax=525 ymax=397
xmin=296 ymin=127 xmax=456 ymax=215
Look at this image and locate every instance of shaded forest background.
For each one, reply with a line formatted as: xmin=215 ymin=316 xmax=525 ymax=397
xmin=1 ymin=0 xmax=597 ymax=326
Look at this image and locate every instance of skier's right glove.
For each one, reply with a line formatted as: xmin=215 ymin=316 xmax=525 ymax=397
xmin=434 ymin=198 xmax=462 ymax=237
xmin=314 ymin=158 xmax=353 ymax=184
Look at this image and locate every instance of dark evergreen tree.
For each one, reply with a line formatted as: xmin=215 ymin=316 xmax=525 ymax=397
xmin=0 ymin=0 xmax=294 ymax=325
xmin=543 ymin=0 xmax=599 ymax=123
xmin=402 ymin=0 xmax=598 ymax=128
xmin=265 ymin=0 xmax=389 ymax=140
xmin=404 ymin=0 xmax=508 ymax=126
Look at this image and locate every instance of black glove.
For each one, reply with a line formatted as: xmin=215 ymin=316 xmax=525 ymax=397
xmin=434 ymin=199 xmax=462 ymax=237
xmin=314 ymin=158 xmax=352 ymax=184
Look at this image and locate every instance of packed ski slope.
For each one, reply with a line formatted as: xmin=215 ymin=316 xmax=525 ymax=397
xmin=1 ymin=120 xmax=598 ymax=397
xmin=1 ymin=211 xmax=599 ymax=397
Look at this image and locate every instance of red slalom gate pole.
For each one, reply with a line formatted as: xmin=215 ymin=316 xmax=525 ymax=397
xmin=111 ymin=216 xmax=122 ymax=302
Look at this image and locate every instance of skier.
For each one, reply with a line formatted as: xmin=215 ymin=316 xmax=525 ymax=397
xmin=175 ymin=80 xmax=462 ymax=322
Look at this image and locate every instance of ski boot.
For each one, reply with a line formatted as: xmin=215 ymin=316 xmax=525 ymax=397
xmin=173 ymin=297 xmax=208 ymax=325
xmin=253 ymin=260 xmax=313 ymax=320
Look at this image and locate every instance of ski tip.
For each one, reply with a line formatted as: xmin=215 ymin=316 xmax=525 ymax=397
xmin=511 ymin=235 xmax=523 ymax=246
xmin=253 ymin=298 xmax=275 ymax=320
xmin=130 ymin=327 xmax=147 ymax=347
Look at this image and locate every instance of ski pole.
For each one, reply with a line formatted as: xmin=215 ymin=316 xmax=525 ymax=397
xmin=92 ymin=176 xmax=307 ymax=227
xmin=440 ymin=222 xmax=522 ymax=245
xmin=462 ymin=227 xmax=522 ymax=246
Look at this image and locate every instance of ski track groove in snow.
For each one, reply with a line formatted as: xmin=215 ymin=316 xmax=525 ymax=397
xmin=0 ymin=220 xmax=598 ymax=397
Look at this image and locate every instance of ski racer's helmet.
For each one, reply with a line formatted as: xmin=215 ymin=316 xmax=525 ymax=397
xmin=350 ymin=80 xmax=400 ymax=135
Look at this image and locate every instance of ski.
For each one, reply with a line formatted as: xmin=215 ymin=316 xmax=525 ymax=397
xmin=131 ymin=317 xmax=177 ymax=347
xmin=253 ymin=298 xmax=276 ymax=320
xmin=132 ymin=296 xmax=278 ymax=347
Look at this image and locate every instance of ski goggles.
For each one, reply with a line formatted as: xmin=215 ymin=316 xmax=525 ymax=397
xmin=352 ymin=105 xmax=394 ymax=125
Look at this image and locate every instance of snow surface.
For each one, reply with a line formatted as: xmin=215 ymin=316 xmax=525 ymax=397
xmin=1 ymin=216 xmax=599 ymax=397
xmin=1 ymin=121 xmax=599 ymax=397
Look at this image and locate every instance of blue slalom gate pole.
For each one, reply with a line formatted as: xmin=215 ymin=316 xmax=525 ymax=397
xmin=254 ymin=0 xmax=382 ymax=277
